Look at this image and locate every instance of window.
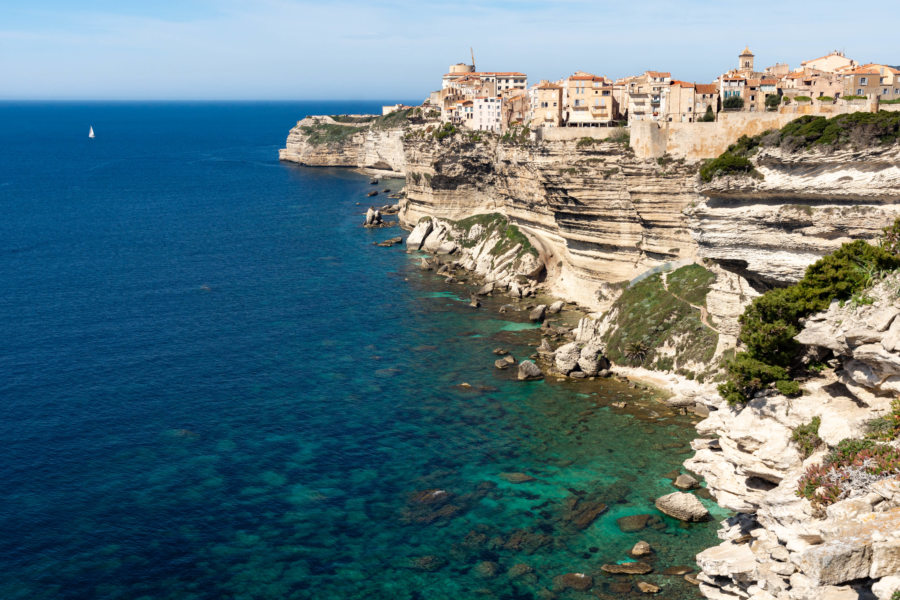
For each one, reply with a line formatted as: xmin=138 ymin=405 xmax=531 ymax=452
xmin=857 ymin=89 xmax=863 ymax=95
xmin=860 ymin=77 xmax=868 ymax=85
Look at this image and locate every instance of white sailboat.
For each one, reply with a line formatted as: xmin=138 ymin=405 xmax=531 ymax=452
xmin=88 ymin=126 xmax=95 ymax=139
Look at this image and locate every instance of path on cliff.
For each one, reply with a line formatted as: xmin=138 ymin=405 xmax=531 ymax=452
xmin=661 ymin=272 xmax=716 ymax=332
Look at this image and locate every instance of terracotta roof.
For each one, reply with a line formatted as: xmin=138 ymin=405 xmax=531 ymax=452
xmin=784 ymin=72 xmax=806 ymax=79
xmin=740 ymin=46 xmax=753 ymax=56
xmin=536 ymin=83 xmax=562 ymax=90
xmin=845 ymin=67 xmax=880 ymax=75
xmin=801 ymin=52 xmax=850 ymax=65
xmin=670 ymin=80 xmax=695 ymax=88
xmin=695 ymin=84 xmax=718 ymax=94
xmin=568 ymin=74 xmax=606 ymax=82
xmin=645 ymin=71 xmax=671 ymax=78
xmin=760 ymin=78 xmax=777 ymax=85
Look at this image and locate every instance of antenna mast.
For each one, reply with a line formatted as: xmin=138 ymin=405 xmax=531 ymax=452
xmin=470 ymin=47 xmax=476 ymax=71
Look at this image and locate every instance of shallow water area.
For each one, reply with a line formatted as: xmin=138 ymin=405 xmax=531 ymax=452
xmin=0 ymin=101 xmax=724 ymax=600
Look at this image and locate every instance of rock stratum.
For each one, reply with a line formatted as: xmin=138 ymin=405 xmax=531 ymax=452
xmin=281 ymin=113 xmax=900 ymax=599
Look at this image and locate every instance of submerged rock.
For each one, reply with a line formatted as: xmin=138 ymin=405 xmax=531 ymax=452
xmin=637 ymin=581 xmax=660 ymax=594
xmin=673 ymin=473 xmax=700 ymax=490
xmin=499 ymin=472 xmax=536 ymax=484
xmin=408 ymin=555 xmax=447 ymax=571
xmin=655 ymin=492 xmax=710 ymax=522
xmin=547 ymin=300 xmax=564 ymax=314
xmin=601 ymin=562 xmax=653 ymax=574
xmin=553 ymin=572 xmax=593 ymax=592
xmin=517 ymin=360 xmax=543 ymax=381
xmin=616 ymin=514 xmax=653 ymax=532
xmin=494 ymin=355 xmax=516 ymax=369
xmin=630 ymin=541 xmax=653 ymax=557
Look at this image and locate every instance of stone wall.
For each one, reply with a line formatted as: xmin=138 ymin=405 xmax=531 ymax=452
xmin=631 ymin=103 xmax=879 ymax=161
xmin=537 ymin=127 xmax=622 ymax=142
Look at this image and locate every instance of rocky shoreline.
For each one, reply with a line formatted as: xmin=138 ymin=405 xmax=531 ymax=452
xmin=291 ymin=112 xmax=900 ymax=600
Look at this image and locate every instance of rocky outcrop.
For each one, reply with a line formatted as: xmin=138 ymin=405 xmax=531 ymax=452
xmin=690 ymin=145 xmax=900 ymax=290
xmin=686 ymin=276 xmax=900 ymax=600
xmin=279 ymin=115 xmax=407 ymax=173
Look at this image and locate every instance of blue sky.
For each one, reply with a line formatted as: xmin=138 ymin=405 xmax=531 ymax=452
xmin=1 ymin=0 xmax=896 ymax=100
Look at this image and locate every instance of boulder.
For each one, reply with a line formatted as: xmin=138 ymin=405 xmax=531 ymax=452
xmin=577 ymin=340 xmax=608 ymax=376
xmin=364 ymin=207 xmax=383 ymax=226
xmin=873 ymin=575 xmax=900 ymax=600
xmin=547 ymin=300 xmax=564 ymax=314
xmin=494 ymin=355 xmax=515 ymax=370
xmin=473 ymin=561 xmax=499 ymax=579
xmin=555 ymin=342 xmax=581 ymax=374
xmin=797 ymin=540 xmax=872 ymax=586
xmin=870 ymin=539 xmax=900 ymax=578
xmin=517 ymin=360 xmax=543 ymax=381
xmin=529 ymin=304 xmax=547 ymax=322
xmin=507 ymin=563 xmax=534 ymax=579
xmin=630 ymin=541 xmax=653 ymax=557
xmin=406 ymin=220 xmax=433 ymax=251
xmin=673 ymin=473 xmax=700 ymax=490
xmin=637 ymin=581 xmax=660 ymax=594
xmin=601 ymin=562 xmax=652 ymax=575
xmin=476 ymin=282 xmax=495 ymax=296
xmin=655 ymin=492 xmax=710 ymax=522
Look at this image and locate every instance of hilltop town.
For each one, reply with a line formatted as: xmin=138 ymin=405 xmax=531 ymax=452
xmin=390 ymin=48 xmax=899 ymax=137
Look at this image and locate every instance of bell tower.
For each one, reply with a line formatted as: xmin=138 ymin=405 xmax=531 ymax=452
xmin=739 ymin=46 xmax=755 ymax=73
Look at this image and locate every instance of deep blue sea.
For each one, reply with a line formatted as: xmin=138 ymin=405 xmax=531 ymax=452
xmin=0 ymin=101 xmax=725 ymax=599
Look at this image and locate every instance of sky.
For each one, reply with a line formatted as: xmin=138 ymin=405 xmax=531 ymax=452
xmin=0 ymin=0 xmax=897 ymax=100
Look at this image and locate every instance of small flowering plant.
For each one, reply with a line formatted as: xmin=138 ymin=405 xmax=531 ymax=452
xmin=797 ymin=438 xmax=900 ymax=507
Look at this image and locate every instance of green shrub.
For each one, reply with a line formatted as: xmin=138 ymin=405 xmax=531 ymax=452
xmin=700 ymin=105 xmax=716 ymax=121
xmin=609 ymin=128 xmax=630 ymax=146
xmin=794 ymin=95 xmax=812 ymax=102
xmin=576 ymin=137 xmax=598 ymax=148
xmin=843 ymin=95 xmax=868 ymax=101
xmin=299 ymin=123 xmax=364 ymax=145
xmin=791 ymin=417 xmax=822 ymax=458
xmin=776 ymin=379 xmax=802 ymax=397
xmin=723 ymin=96 xmax=744 ymax=110
xmin=765 ymin=94 xmax=781 ymax=110
xmin=867 ymin=399 xmax=900 ymax=441
xmin=782 ymin=96 xmax=791 ymax=104
xmin=433 ymin=122 xmax=459 ymax=141
xmin=699 ymin=152 xmax=757 ymax=182
xmin=818 ymin=96 xmax=834 ymax=102
xmin=719 ymin=238 xmax=900 ymax=404
xmin=882 ymin=98 xmax=900 ymax=105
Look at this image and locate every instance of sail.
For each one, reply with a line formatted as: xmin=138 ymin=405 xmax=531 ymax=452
xmin=89 ymin=126 xmax=95 ymax=138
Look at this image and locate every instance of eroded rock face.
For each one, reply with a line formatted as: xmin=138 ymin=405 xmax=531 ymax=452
xmin=279 ymin=115 xmax=406 ymax=172
xmin=690 ymin=145 xmax=900 ymax=289
xmin=688 ymin=283 xmax=900 ymax=600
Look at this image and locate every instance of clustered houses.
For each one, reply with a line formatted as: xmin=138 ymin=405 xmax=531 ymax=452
xmin=421 ymin=48 xmax=900 ymax=135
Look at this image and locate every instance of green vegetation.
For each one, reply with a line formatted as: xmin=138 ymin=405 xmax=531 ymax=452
xmin=818 ymin=96 xmax=834 ymax=102
xmin=609 ymin=128 xmax=630 ymax=146
xmin=723 ymin=96 xmax=745 ymax=110
xmin=300 ymin=123 xmax=364 ymax=146
xmin=842 ymin=95 xmax=868 ymax=101
xmin=603 ymin=265 xmax=718 ymax=372
xmin=450 ymin=213 xmax=536 ymax=259
xmin=666 ymin=263 xmax=717 ymax=306
xmin=797 ymin=438 xmax=900 ymax=507
xmin=371 ymin=107 xmax=415 ymax=129
xmin=882 ymin=98 xmax=900 ymax=105
xmin=433 ymin=122 xmax=459 ymax=141
xmin=719 ymin=235 xmax=900 ymax=405
xmin=501 ymin=125 xmax=531 ymax=145
xmin=765 ymin=94 xmax=781 ymax=110
xmin=576 ymin=137 xmax=599 ymax=148
xmin=700 ymin=105 xmax=716 ymax=121
xmin=867 ymin=399 xmax=900 ymax=441
xmin=782 ymin=96 xmax=791 ymax=104
xmin=793 ymin=95 xmax=812 ymax=102
xmin=791 ymin=417 xmax=822 ymax=458
xmin=329 ymin=115 xmax=376 ymax=124
xmin=699 ymin=153 xmax=757 ymax=182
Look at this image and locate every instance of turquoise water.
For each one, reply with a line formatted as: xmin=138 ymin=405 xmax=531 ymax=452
xmin=0 ymin=102 xmax=725 ymax=599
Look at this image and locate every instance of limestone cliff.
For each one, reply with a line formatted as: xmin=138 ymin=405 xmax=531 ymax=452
xmin=279 ymin=114 xmax=407 ymax=173
xmin=690 ymin=145 xmax=900 ymax=290
xmin=685 ymin=275 xmax=900 ymax=600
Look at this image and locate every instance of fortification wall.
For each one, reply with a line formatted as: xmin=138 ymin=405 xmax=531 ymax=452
xmin=632 ymin=102 xmax=879 ymax=161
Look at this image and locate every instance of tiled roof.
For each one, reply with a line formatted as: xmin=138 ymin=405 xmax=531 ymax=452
xmin=646 ymin=71 xmax=671 ymax=78
xmin=537 ymin=83 xmax=562 ymax=90
xmin=695 ymin=84 xmax=718 ymax=94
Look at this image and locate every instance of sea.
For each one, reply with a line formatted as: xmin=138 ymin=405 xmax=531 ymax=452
xmin=0 ymin=101 xmax=726 ymax=600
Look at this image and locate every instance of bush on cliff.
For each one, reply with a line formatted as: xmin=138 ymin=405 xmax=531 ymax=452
xmin=719 ymin=237 xmax=900 ymax=405
xmin=300 ymin=123 xmax=364 ymax=145
xmin=699 ymin=152 xmax=756 ymax=182
xmin=797 ymin=438 xmax=900 ymax=507
xmin=723 ymin=96 xmax=744 ymax=110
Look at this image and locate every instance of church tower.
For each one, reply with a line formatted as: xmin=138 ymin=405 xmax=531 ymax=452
xmin=739 ymin=47 xmax=755 ymax=73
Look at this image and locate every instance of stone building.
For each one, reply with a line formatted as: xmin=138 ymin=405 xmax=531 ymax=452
xmin=529 ymin=81 xmax=563 ymax=128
